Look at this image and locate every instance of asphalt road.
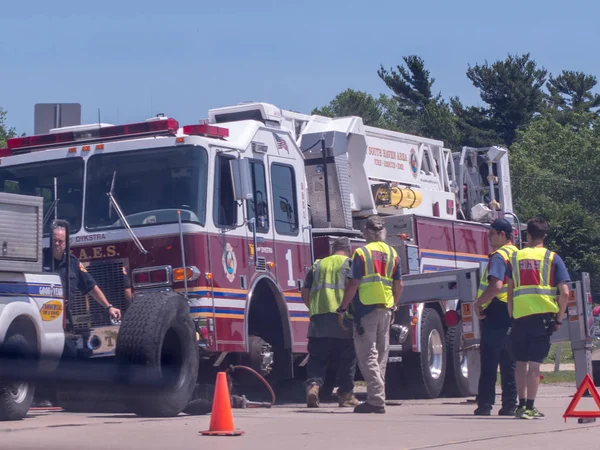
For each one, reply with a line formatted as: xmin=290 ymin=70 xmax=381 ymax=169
xmin=2 ymin=384 xmax=600 ymax=450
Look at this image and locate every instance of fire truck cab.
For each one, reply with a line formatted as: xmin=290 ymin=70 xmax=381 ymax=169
xmin=0 ymin=102 xmax=513 ymax=416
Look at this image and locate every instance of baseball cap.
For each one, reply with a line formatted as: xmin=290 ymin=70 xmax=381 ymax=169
xmin=489 ymin=218 xmax=513 ymax=237
xmin=365 ymin=215 xmax=385 ymax=231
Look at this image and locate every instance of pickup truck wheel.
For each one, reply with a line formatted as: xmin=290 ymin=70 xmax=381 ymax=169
xmin=0 ymin=333 xmax=35 ymax=421
xmin=115 ymin=291 xmax=199 ymax=417
xmin=403 ymin=308 xmax=446 ymax=399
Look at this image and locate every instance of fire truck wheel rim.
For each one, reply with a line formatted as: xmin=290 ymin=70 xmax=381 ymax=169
xmin=428 ymin=329 xmax=443 ymax=380
xmin=10 ymin=382 xmax=28 ymax=404
xmin=459 ymin=335 xmax=468 ymax=379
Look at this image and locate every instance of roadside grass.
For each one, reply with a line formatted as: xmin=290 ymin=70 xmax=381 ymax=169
xmin=497 ymin=370 xmax=576 ymax=385
xmin=544 ymin=343 xmax=574 ymax=364
xmin=539 ymin=370 xmax=576 ymax=384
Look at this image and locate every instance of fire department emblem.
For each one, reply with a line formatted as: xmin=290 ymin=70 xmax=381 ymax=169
xmin=222 ymin=243 xmax=237 ymax=282
xmin=409 ymin=148 xmax=418 ymax=178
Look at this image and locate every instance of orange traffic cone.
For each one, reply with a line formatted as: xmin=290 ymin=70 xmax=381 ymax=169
xmin=199 ymin=371 xmax=244 ymax=436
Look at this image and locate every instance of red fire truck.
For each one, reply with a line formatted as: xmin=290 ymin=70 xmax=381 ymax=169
xmin=0 ymin=102 xmax=515 ymax=416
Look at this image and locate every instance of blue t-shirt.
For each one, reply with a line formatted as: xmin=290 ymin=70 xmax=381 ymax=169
xmin=506 ymin=251 xmax=571 ymax=286
xmin=487 ymin=252 xmax=508 ymax=281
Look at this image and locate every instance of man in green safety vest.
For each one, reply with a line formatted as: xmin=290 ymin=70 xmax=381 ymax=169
xmin=302 ymin=237 xmax=359 ymax=408
xmin=507 ymin=217 xmax=570 ymax=420
xmin=338 ymin=215 xmax=403 ymax=414
xmin=473 ymin=218 xmax=518 ymax=416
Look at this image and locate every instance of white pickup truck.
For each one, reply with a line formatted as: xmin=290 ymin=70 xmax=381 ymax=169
xmin=0 ymin=192 xmax=64 ymax=420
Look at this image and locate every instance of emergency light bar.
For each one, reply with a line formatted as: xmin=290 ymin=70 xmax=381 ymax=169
xmin=6 ymin=118 xmax=180 ymax=153
xmin=183 ymin=124 xmax=229 ymax=139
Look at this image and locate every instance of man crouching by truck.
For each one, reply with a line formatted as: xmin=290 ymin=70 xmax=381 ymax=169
xmin=338 ymin=215 xmax=403 ymax=414
xmin=302 ymin=237 xmax=359 ymax=408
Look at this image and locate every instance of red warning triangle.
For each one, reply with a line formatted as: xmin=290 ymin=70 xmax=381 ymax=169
xmin=563 ymin=374 xmax=600 ymax=422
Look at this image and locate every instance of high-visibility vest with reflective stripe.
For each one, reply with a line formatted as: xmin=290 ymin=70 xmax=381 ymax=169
xmin=511 ymin=246 xmax=559 ymax=319
xmin=354 ymin=241 xmax=398 ymax=309
xmin=477 ymin=244 xmax=518 ymax=308
xmin=309 ymin=254 xmax=351 ymax=317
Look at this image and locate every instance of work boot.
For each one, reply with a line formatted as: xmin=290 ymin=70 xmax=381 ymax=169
xmin=306 ymin=384 xmax=320 ymax=408
xmin=498 ymin=406 xmax=516 ymax=416
xmin=338 ymin=392 xmax=359 ymax=407
xmin=353 ymin=402 xmax=385 ymax=414
xmin=474 ymin=406 xmax=491 ymax=416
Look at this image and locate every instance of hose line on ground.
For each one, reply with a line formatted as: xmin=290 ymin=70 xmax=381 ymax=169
xmin=227 ymin=364 xmax=276 ymax=408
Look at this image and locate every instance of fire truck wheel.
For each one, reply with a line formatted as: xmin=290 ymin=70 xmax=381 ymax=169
xmin=403 ymin=308 xmax=447 ymax=399
xmin=115 ymin=291 xmax=199 ymax=417
xmin=0 ymin=333 xmax=36 ymax=421
xmin=442 ymin=325 xmax=472 ymax=397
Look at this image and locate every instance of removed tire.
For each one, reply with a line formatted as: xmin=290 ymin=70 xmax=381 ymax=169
xmin=115 ymin=291 xmax=199 ymax=417
xmin=0 ymin=333 xmax=36 ymax=421
xmin=403 ymin=308 xmax=447 ymax=399
xmin=442 ymin=325 xmax=472 ymax=397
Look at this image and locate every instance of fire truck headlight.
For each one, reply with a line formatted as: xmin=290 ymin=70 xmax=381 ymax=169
xmin=132 ymin=265 xmax=173 ymax=288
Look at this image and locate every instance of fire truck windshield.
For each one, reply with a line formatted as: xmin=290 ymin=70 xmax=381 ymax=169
xmin=85 ymin=145 xmax=208 ymax=230
xmin=0 ymin=158 xmax=84 ymax=235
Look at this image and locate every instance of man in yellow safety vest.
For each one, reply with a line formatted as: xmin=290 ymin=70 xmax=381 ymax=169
xmin=507 ymin=217 xmax=570 ymax=420
xmin=338 ymin=215 xmax=403 ymax=414
xmin=302 ymin=237 xmax=359 ymax=408
xmin=473 ymin=218 xmax=518 ymax=416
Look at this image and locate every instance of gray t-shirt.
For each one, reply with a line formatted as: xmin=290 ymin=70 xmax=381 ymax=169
xmin=304 ymin=261 xmax=354 ymax=339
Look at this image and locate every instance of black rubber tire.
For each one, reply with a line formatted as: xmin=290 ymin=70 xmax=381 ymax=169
xmin=0 ymin=333 xmax=36 ymax=421
xmin=115 ymin=291 xmax=199 ymax=417
xmin=442 ymin=325 xmax=472 ymax=397
xmin=403 ymin=308 xmax=447 ymax=399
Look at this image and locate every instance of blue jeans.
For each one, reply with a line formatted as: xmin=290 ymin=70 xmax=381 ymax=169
xmin=477 ymin=319 xmax=517 ymax=410
xmin=306 ymin=337 xmax=357 ymax=395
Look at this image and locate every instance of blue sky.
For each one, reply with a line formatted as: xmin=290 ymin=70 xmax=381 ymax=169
xmin=2 ymin=0 xmax=600 ymax=136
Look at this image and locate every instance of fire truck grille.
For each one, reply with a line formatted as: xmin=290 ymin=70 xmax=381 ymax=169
xmin=69 ymin=258 xmax=129 ymax=330
xmin=256 ymin=257 xmax=266 ymax=272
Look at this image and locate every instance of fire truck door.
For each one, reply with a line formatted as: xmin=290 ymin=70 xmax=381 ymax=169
xmin=244 ymin=157 xmax=275 ymax=275
xmin=267 ymin=156 xmax=310 ymax=293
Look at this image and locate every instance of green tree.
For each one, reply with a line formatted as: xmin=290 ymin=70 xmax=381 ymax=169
xmin=449 ymin=99 xmax=500 ymax=148
xmin=312 ymin=89 xmax=387 ymax=127
xmin=378 ymin=55 xmax=460 ymax=147
xmin=510 ymin=113 xmax=600 ymax=290
xmin=547 ymin=71 xmax=600 ymax=113
xmin=457 ymin=53 xmax=548 ymax=146
xmin=0 ymin=107 xmax=16 ymax=148
xmin=377 ymin=55 xmax=437 ymax=120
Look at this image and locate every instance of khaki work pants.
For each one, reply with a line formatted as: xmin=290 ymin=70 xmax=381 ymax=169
xmin=353 ymin=307 xmax=392 ymax=408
